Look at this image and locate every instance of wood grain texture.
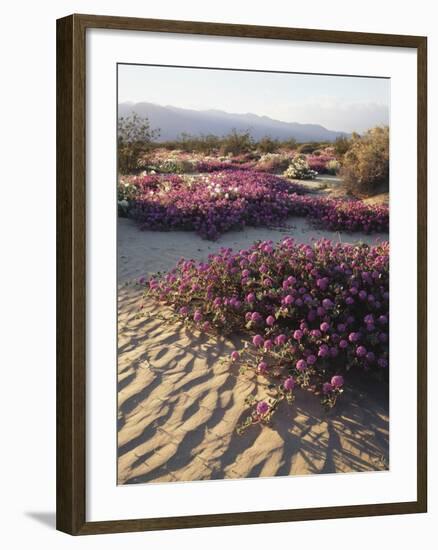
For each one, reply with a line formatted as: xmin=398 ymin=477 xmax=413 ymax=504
xmin=56 ymin=14 xmax=86 ymax=534
xmin=56 ymin=13 xmax=427 ymax=535
xmin=416 ymin=36 xmax=428 ymax=513
xmin=74 ymin=13 xmax=425 ymax=47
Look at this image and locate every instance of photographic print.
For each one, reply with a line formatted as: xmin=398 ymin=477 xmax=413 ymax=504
xmin=117 ymin=64 xmax=390 ymax=485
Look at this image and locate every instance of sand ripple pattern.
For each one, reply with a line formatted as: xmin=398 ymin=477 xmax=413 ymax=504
xmin=117 ymin=218 xmax=389 ymax=484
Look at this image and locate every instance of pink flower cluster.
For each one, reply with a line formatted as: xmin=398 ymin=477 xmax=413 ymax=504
xmin=307 ymin=154 xmax=336 ymax=173
xmin=126 ymin=171 xmax=304 ymax=240
xmin=195 ymin=159 xmax=257 ymax=172
xmin=146 ymin=238 xmax=389 ymax=410
xmin=122 ymin=170 xmax=388 ymax=239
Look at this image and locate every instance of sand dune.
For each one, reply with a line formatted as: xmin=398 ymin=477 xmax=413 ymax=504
xmin=117 ymin=218 xmax=389 ymax=484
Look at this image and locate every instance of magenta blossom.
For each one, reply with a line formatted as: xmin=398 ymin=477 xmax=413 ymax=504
xmin=307 ymin=310 xmax=317 ymax=322
xmin=193 ymin=310 xmax=203 ymax=322
xmin=252 ymin=334 xmax=264 ymax=347
xmin=256 ymin=401 xmax=270 ymax=415
xmin=275 ymin=334 xmax=287 ymax=346
xmin=266 ymin=315 xmax=275 ymax=326
xmin=317 ymin=277 xmax=329 ymax=291
xmin=296 ymin=359 xmax=307 ymax=371
xmin=148 ymin=235 xmax=389 ymax=421
xmin=126 ymin=170 xmax=388 ymax=240
xmin=257 ymin=361 xmax=268 ymax=374
xmin=283 ymin=377 xmax=295 ymax=391
xmin=331 ymin=375 xmax=344 ymax=388
xmin=264 ymin=339 xmax=274 ymax=350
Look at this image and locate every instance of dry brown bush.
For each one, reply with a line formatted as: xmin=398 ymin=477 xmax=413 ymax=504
xmin=341 ymin=126 xmax=389 ymax=196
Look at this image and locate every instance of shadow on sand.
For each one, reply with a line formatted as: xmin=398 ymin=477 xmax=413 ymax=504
xmin=117 ymin=287 xmax=389 ymax=485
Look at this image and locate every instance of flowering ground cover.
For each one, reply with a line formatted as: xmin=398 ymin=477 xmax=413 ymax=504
xmin=119 ymin=170 xmax=389 ymax=240
xmin=307 ymin=154 xmax=339 ymax=174
xmin=145 ymin=237 xmax=389 ymax=431
xmin=195 ymin=159 xmax=257 ymax=172
xmin=138 ymin=148 xmax=341 ymax=176
xmin=138 ymin=150 xmax=259 ymax=174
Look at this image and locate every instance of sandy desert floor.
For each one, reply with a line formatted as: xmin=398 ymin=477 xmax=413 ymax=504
xmin=117 ymin=217 xmax=389 ymax=484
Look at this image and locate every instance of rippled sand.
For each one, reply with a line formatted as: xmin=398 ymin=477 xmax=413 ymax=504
xmin=117 ymin=218 xmax=389 ymax=484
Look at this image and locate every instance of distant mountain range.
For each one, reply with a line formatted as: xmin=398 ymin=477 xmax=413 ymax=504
xmin=118 ymin=102 xmax=349 ymax=142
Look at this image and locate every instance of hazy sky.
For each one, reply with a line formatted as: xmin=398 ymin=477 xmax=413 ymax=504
xmin=118 ymin=64 xmax=390 ymax=133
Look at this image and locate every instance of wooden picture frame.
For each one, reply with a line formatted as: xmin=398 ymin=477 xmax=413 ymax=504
xmin=57 ymin=13 xmax=427 ymax=535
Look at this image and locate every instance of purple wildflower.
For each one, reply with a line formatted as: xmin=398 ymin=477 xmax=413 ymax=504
xmin=256 ymin=401 xmax=269 ymax=415
xmin=283 ymin=377 xmax=295 ymax=391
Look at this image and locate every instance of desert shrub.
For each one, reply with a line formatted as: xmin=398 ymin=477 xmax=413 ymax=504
xmin=283 ymin=155 xmax=318 ymax=180
xmin=256 ymin=153 xmax=291 ymax=173
xmin=341 ymin=126 xmax=389 ymax=196
xmin=326 ymin=159 xmax=341 ymax=175
xmin=334 ymin=136 xmax=351 ymax=157
xmin=117 ymin=178 xmax=140 ymax=216
xmin=297 ymin=142 xmax=329 ymax=154
xmin=220 ymin=129 xmax=254 ymax=155
xmin=257 ymin=136 xmax=280 ymax=154
xmin=195 ymin=159 xmax=257 ymax=172
xmin=178 ymin=133 xmax=221 ymax=154
xmin=297 ymin=143 xmax=316 ymax=154
xmin=157 ymin=158 xmax=195 ymax=174
xmin=280 ymin=137 xmax=298 ymax=150
xmin=118 ymin=114 xmax=160 ymax=173
xmin=136 ymin=152 xmax=196 ymax=174
xmin=197 ymin=134 xmax=222 ymax=154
